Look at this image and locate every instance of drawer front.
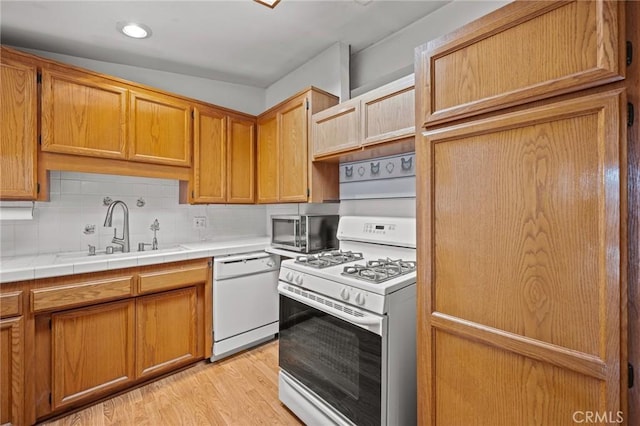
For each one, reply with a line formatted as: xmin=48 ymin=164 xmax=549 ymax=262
xmin=0 ymin=291 xmax=23 ymax=318
xmin=420 ymin=0 xmax=624 ymax=126
xmin=138 ymin=266 xmax=209 ymax=295
xmin=31 ymin=277 xmax=134 ymax=313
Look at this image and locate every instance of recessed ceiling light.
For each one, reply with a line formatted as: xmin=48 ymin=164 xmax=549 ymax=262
xmin=254 ymin=0 xmax=280 ymax=8
xmin=117 ymin=22 xmax=152 ymax=39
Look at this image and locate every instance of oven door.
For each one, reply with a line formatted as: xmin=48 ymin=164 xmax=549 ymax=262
xmin=278 ymin=284 xmax=386 ymax=426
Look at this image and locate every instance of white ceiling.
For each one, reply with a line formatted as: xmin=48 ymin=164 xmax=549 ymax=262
xmin=0 ymin=0 xmax=449 ymax=88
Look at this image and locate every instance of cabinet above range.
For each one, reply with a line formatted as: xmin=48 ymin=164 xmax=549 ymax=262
xmin=311 ymin=74 xmax=415 ymax=161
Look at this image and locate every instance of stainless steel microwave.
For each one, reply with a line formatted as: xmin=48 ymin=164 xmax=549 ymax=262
xmin=271 ymin=215 xmax=339 ymax=253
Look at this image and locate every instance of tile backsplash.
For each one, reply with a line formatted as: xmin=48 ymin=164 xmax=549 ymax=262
xmin=0 ymin=171 xmax=268 ymax=257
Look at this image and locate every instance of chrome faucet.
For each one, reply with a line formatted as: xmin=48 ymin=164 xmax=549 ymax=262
xmin=103 ymin=200 xmax=130 ymax=253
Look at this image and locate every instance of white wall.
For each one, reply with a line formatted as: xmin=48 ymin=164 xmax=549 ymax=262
xmin=16 ymin=47 xmax=265 ymax=115
xmin=350 ymin=0 xmax=511 ymax=96
xmin=0 ymin=172 xmax=267 ymax=257
xmin=265 ymin=42 xmax=349 ymax=109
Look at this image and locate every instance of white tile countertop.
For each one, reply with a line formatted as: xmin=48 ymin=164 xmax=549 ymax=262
xmin=0 ymin=237 xmax=271 ymax=284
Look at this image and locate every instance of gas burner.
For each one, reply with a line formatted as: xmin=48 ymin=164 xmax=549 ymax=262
xmin=295 ymin=250 xmax=364 ymax=269
xmin=341 ymin=258 xmax=417 ymax=284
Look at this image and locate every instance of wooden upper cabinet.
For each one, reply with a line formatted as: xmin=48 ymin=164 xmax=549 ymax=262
xmin=256 ymin=113 xmax=279 ymax=203
xmin=226 ymin=115 xmax=255 ymax=203
xmin=279 ymin=96 xmax=308 ymax=202
xmin=417 ymin=0 xmax=626 ymax=126
xmin=188 ymin=106 xmax=256 ymax=205
xmin=41 ymin=66 xmax=128 ymax=159
xmin=192 ymin=105 xmax=226 ymax=203
xmin=311 ymin=75 xmax=415 ymax=160
xmin=0 ymin=52 xmax=38 ymax=200
xmin=419 ymin=90 xmax=626 ymax=425
xmin=129 ymin=88 xmax=192 ymax=167
xmin=312 ymin=97 xmax=360 ymax=158
xmin=361 ymin=74 xmax=414 ymax=146
xmin=257 ymin=87 xmax=339 ymax=203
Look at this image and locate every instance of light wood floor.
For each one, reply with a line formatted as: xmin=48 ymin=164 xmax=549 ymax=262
xmin=41 ymin=340 xmax=304 ymax=426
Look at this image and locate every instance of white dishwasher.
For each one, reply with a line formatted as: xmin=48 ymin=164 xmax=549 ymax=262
xmin=212 ymin=251 xmax=280 ymax=361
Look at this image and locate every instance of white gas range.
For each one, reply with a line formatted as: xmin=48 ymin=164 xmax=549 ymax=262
xmin=277 ymin=216 xmax=417 ymax=426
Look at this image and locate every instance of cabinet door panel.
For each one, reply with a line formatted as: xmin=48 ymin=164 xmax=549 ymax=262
xmin=227 ymin=116 xmax=255 ymax=203
xmin=193 ymin=106 xmax=226 ymax=203
xmin=0 ymin=317 xmax=23 ymax=426
xmin=257 ymin=114 xmax=279 ymax=203
xmin=312 ymin=98 xmax=360 ymax=158
xmin=279 ymin=99 xmax=308 ymax=202
xmin=136 ymin=287 xmax=199 ymax=379
xmin=129 ymin=90 xmax=191 ymax=166
xmin=1 ymin=57 xmax=37 ymax=200
xmin=418 ymin=90 xmax=625 ymax=424
xmin=51 ymin=300 xmax=135 ymax=409
xmin=361 ymin=75 xmax=415 ymax=146
xmin=420 ymin=0 xmax=624 ymax=126
xmin=41 ymin=68 xmax=128 ymax=159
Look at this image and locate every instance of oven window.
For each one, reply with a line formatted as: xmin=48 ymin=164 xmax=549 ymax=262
xmin=279 ymin=295 xmax=381 ymax=425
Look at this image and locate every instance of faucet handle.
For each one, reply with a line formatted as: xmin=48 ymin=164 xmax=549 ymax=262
xmin=150 ymin=219 xmax=160 ymax=231
xmin=138 ymin=242 xmax=153 ymax=252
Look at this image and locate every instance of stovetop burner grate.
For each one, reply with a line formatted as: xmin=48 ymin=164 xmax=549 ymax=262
xmin=294 ymin=250 xmax=364 ymax=269
xmin=341 ymin=258 xmax=417 ymax=284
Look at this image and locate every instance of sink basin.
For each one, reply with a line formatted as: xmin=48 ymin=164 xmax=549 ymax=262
xmin=54 ymin=245 xmax=187 ymax=263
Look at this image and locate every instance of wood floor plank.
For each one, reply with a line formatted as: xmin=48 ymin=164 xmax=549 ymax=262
xmin=41 ymin=340 xmax=303 ymax=426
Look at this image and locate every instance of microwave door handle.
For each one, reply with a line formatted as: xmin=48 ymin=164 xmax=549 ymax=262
xmin=293 ymin=219 xmax=299 ymax=246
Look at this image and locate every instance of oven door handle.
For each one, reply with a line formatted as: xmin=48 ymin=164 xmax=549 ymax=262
xmin=279 ymin=284 xmax=384 ymax=335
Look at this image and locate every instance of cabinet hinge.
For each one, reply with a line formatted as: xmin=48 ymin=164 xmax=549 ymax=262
xmin=306 ymin=99 xmax=309 ymax=111
xmin=37 ymin=183 xmax=40 ymax=194
xmin=37 ymin=72 xmax=42 ymax=84
xmin=627 ymin=41 xmax=633 ymax=66
xmin=307 ymin=188 xmax=310 ymax=197
xmin=630 ymin=363 xmax=635 ymax=388
xmin=628 ymin=103 xmax=635 ymax=127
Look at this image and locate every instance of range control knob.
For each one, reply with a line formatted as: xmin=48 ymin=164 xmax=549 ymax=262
xmin=295 ymin=275 xmax=303 ymax=285
xmin=340 ymin=288 xmax=350 ymax=301
xmin=355 ymin=292 xmax=365 ymax=306
xmin=286 ymin=272 xmax=293 ymax=282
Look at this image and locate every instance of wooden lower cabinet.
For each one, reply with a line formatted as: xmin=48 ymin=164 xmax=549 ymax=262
xmin=25 ymin=259 xmax=211 ymax=424
xmin=51 ymin=300 xmax=135 ymax=410
xmin=0 ymin=316 xmax=24 ymax=426
xmin=136 ymin=287 xmax=199 ymax=378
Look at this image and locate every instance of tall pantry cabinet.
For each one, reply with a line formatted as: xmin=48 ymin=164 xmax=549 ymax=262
xmin=415 ymin=1 xmax=639 ymax=425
